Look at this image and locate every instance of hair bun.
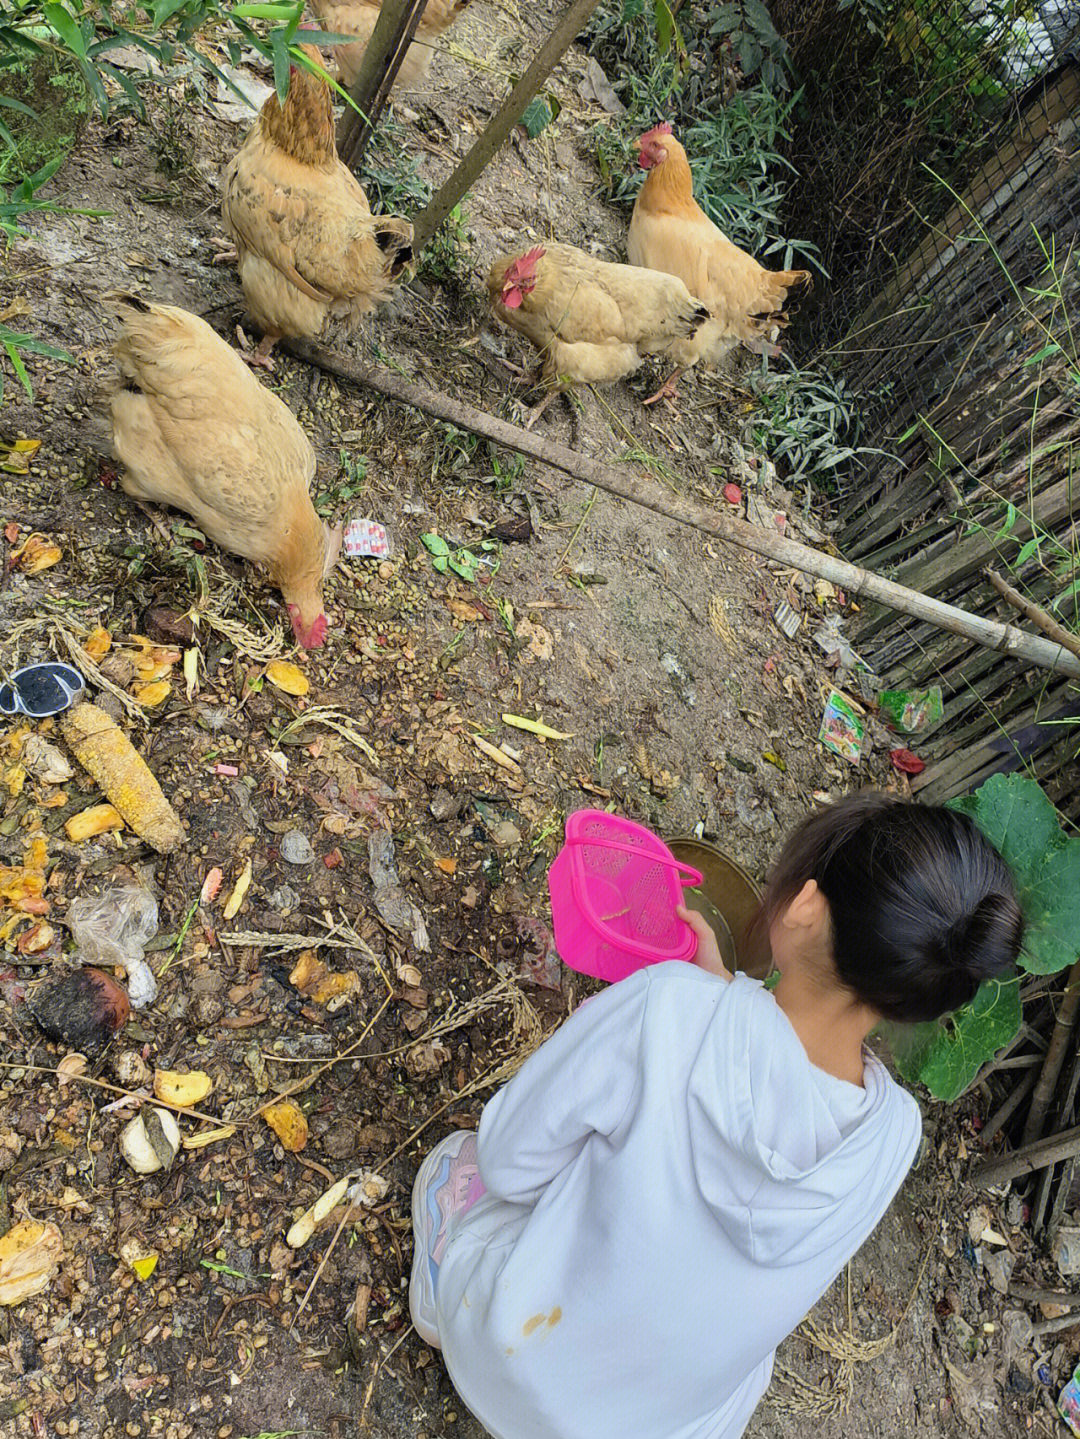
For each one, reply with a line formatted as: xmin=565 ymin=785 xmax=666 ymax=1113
xmin=946 ymin=892 xmax=1025 ymax=984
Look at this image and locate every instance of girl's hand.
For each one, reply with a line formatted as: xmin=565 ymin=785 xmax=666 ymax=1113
xmin=677 ymin=906 xmax=733 ymax=981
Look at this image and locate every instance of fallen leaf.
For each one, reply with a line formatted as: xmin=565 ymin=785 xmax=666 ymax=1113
xmin=83 ymin=627 xmax=112 ymax=661
xmin=0 ymin=1219 xmax=63 ymax=1306
xmin=222 ymin=859 xmax=252 ymax=921
xmin=501 ymin=713 xmax=573 ymax=741
xmin=183 ymin=647 xmax=199 ymax=700
xmin=435 ymin=856 xmax=457 ymax=875
xmin=120 ymin=1241 xmax=159 ymax=1281
xmin=1 ymin=439 xmax=42 ymax=475
xmin=266 ymin=660 xmax=309 ymax=697
xmin=133 ymin=679 xmax=171 ymax=707
xmin=262 ymin=1100 xmax=309 ymax=1152
xmin=890 ymin=747 xmax=926 ymax=775
xmin=3 ymin=522 xmax=19 ymax=543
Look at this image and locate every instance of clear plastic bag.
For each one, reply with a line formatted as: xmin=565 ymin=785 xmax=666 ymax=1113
xmin=68 ymin=885 xmax=159 ymax=1008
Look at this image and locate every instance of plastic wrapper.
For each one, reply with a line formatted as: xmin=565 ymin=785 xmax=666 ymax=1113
xmin=68 ymin=885 xmax=159 ymax=1008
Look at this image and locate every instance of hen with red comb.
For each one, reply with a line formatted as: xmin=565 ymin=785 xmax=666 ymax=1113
xmin=107 ymin=293 xmax=340 ymax=652
xmin=627 ymin=122 xmax=812 ymax=398
xmin=486 ymin=241 xmax=710 ymax=422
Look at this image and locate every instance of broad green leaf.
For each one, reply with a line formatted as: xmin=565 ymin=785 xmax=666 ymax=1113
xmin=891 ymin=976 xmax=1021 ymax=1102
xmin=421 ymin=533 xmax=451 ymax=558
xmin=1023 ymin=343 xmax=1062 ymax=366
xmin=948 ymin=773 xmax=1080 ymax=975
xmin=519 ymin=96 xmax=555 ymax=139
xmin=270 ymin=29 xmax=291 ymax=105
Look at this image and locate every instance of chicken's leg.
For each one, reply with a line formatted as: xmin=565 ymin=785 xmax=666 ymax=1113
xmin=642 ymin=368 xmax=683 ymax=408
xmin=209 ymin=236 xmax=238 ymax=266
xmin=236 ymin=325 xmax=279 ymax=372
xmin=523 ymin=388 xmax=562 ymax=431
xmin=135 ymin=501 xmax=174 ymax=545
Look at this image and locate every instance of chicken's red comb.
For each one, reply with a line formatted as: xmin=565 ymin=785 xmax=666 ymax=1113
xmin=641 ymin=121 xmax=673 ymax=139
xmin=505 ymin=246 xmax=546 ymax=281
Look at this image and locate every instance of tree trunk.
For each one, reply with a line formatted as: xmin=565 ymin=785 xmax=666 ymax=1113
xmin=411 ymin=0 xmax=605 ymax=251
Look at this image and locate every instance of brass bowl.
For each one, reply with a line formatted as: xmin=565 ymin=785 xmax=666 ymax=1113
xmin=666 ymin=837 xmax=772 ymax=979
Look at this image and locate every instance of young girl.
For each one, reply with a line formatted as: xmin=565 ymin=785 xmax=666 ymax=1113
xmin=409 ymin=794 xmax=1024 ymax=1439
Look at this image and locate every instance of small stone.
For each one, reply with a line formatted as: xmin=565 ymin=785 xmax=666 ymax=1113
xmin=281 ymin=831 xmax=315 ymax=865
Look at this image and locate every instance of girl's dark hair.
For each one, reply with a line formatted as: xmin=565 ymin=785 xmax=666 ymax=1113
xmin=758 ymin=793 xmax=1024 ymax=1023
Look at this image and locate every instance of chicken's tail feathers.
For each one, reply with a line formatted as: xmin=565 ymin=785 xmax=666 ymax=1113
xmin=103 ymin=290 xmax=153 ymax=318
xmin=686 ymin=301 xmax=712 ymax=338
xmin=373 ymin=216 xmax=414 ymax=277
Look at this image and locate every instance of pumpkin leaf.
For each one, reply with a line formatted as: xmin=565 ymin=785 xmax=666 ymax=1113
xmin=890 ymin=976 xmax=1022 ymax=1103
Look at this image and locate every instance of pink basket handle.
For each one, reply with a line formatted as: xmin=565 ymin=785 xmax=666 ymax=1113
xmin=566 ymin=834 xmax=703 ymax=889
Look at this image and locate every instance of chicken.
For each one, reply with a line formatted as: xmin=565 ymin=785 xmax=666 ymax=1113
xmin=628 ymin=122 xmax=812 ymax=400
xmin=222 ymin=42 xmax=412 ymax=366
xmin=107 ymin=294 xmax=340 ymax=649
xmin=311 ymin=0 xmax=472 ymax=92
xmin=486 ymin=242 xmax=711 ymax=423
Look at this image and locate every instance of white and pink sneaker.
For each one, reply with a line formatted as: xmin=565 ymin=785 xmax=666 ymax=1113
xmin=409 ymin=1130 xmax=486 ymax=1347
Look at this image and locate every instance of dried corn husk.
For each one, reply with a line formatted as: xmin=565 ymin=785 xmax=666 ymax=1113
xmin=61 ymin=703 xmax=183 ymax=853
xmin=222 ymin=859 xmax=251 ymax=920
xmin=0 ymin=1220 xmax=63 ymax=1305
xmin=65 ymin=803 xmax=124 ymax=842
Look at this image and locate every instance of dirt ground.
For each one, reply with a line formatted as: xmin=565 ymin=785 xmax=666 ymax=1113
xmin=0 ymin=3 xmax=1072 ymax=1436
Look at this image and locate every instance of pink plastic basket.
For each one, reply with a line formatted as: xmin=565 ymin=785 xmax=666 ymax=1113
xmin=547 ymin=810 xmax=703 ymax=982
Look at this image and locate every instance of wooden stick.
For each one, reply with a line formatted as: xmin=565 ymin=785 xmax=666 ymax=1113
xmin=986 ymin=567 xmax=1080 ymax=666
xmin=973 ymin=1121 xmax=1080 ymax=1189
xmin=337 ymin=0 xmax=428 ymax=170
xmin=410 ymin=0 xmax=605 ymax=251
xmin=285 ymin=339 xmax=1080 ymax=680
xmin=1022 ymin=956 xmax=1080 ymax=1149
xmin=979 ymin=1067 xmax=1038 ymax=1146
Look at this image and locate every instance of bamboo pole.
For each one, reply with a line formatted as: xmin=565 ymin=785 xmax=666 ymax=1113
xmin=337 ymin=0 xmax=429 ymax=170
xmin=1021 ymin=958 xmax=1080 ymax=1149
xmin=410 ymin=0 xmax=605 ymax=251
xmin=285 ymin=339 xmax=1080 ymax=679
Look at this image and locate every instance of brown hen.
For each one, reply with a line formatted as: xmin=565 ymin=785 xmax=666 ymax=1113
xmin=107 ymin=294 xmax=340 ymax=649
xmin=222 ymin=43 xmax=412 ymax=366
xmin=628 ymin=123 xmax=812 ymax=399
xmin=487 ymin=242 xmax=710 ymax=422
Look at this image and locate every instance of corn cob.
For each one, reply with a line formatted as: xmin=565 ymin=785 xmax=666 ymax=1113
xmin=61 ymin=702 xmax=184 ymax=853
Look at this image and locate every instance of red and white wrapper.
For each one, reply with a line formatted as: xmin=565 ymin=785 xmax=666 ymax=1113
xmin=343 ymin=518 xmax=390 ymax=558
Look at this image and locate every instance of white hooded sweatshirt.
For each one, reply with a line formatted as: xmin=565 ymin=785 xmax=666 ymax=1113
xmin=436 ymin=965 xmax=921 ymax=1439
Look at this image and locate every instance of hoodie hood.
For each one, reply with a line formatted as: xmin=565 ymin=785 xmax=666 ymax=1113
xmin=686 ymin=974 xmax=921 ymax=1267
